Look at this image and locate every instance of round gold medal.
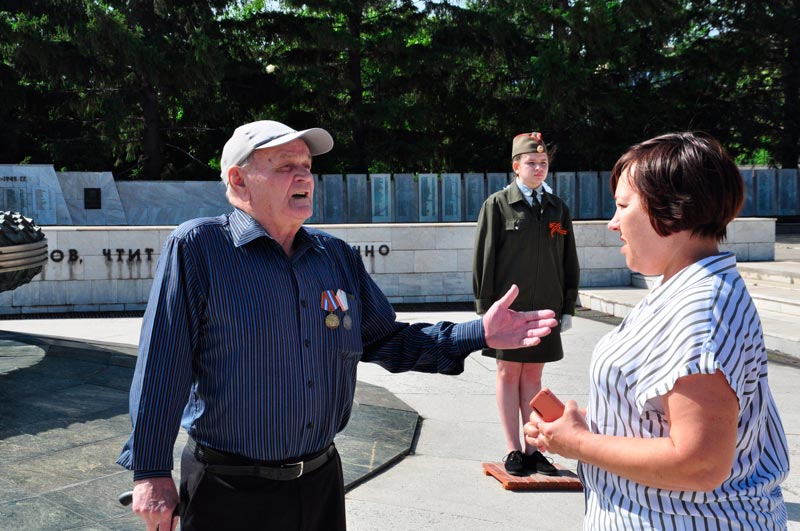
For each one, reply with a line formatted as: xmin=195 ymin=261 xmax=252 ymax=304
xmin=325 ymin=313 xmax=340 ymax=329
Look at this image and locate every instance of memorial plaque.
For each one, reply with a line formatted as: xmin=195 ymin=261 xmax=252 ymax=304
xmin=755 ymin=169 xmax=777 ymax=216
xmin=84 ymin=188 xmax=102 ymax=210
xmin=323 ymin=174 xmax=345 ymax=223
xmin=60 ymin=171 xmax=128 ymax=225
xmin=314 ymin=174 xmax=324 ymax=223
xmin=441 ymin=173 xmax=462 ymax=222
xmin=739 ymin=169 xmax=755 ymax=217
xmin=464 ymin=173 xmax=485 ymax=221
xmin=34 ymin=188 xmax=52 ymax=213
xmin=600 ymin=171 xmax=614 ymax=219
xmin=347 ymin=174 xmax=369 ymax=223
xmin=117 ymin=181 xmax=228 ymax=226
xmin=0 ymin=165 xmax=72 ymax=225
xmin=578 ymin=171 xmax=600 ymax=220
xmin=2 ymin=188 xmax=25 ymax=213
xmin=487 ymin=172 xmax=510 ymax=194
xmin=307 ymin=174 xmax=322 ymax=224
xmin=555 ymin=172 xmax=577 ymax=214
xmin=544 ymin=173 xmax=554 ymax=193
xmin=778 ymin=169 xmax=798 ymax=216
xmin=394 ymin=174 xmax=417 ymax=222
xmin=418 ymin=173 xmax=439 ymax=222
xmin=370 ymin=173 xmax=392 ymax=223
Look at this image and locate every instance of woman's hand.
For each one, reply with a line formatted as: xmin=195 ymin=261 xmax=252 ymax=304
xmin=523 ymin=372 xmax=739 ymax=492
xmin=523 ymin=400 xmax=589 ymax=459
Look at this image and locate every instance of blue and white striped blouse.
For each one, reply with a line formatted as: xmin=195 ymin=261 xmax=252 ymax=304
xmin=117 ymin=209 xmax=485 ymax=478
xmin=580 ymin=252 xmax=789 ymax=530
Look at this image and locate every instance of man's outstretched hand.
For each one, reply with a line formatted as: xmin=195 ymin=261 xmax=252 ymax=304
xmin=482 ymin=285 xmax=558 ymax=349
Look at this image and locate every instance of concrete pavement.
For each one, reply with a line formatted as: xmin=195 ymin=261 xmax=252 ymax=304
xmin=0 ymin=232 xmax=798 ymax=530
xmin=1 ymin=308 xmax=798 ymax=530
xmin=347 ymin=310 xmax=800 ymax=531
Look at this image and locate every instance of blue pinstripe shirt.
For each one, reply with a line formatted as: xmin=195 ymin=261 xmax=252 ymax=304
xmin=117 ymin=209 xmax=485 ymax=479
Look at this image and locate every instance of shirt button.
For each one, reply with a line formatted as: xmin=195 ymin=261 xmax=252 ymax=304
xmin=304 ymin=339 xmax=310 ymax=347
xmin=300 ymin=299 xmax=307 ymax=308
xmin=307 ymin=380 xmax=314 ymax=388
xmin=306 ymin=422 xmax=313 ymax=429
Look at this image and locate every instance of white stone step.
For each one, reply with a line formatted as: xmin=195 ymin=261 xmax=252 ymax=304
xmin=737 ymin=261 xmax=800 ymax=285
xmin=631 ymin=273 xmax=656 ymax=289
xmin=577 ymin=286 xmax=646 ymax=320
xmin=578 ymin=286 xmax=800 ymax=359
xmin=754 ymin=308 xmax=800 ymax=358
xmin=632 ymin=273 xmax=800 ymax=316
xmin=746 ymin=279 xmax=800 ymax=317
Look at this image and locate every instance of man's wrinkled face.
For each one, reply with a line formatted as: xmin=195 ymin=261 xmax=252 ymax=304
xmin=241 ymin=139 xmax=314 ymax=229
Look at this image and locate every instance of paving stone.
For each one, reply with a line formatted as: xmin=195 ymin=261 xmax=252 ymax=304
xmin=0 ymin=331 xmax=420 ymax=529
xmin=0 ymin=497 xmax=93 ymax=531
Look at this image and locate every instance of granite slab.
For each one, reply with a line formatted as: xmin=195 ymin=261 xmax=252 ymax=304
xmin=0 ymin=331 xmax=420 ymax=529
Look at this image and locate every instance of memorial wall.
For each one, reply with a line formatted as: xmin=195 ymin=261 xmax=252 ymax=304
xmin=0 ymin=164 xmax=781 ymax=314
xmin=0 ymin=218 xmax=775 ymax=315
xmin=1 ymin=164 xmax=797 ymax=227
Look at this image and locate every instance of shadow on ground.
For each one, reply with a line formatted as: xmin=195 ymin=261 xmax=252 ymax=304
xmin=0 ymin=331 xmax=418 ymax=531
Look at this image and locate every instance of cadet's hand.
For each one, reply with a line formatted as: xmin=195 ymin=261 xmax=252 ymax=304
xmin=482 ymin=285 xmax=558 ymax=349
xmin=132 ymin=477 xmax=180 ymax=531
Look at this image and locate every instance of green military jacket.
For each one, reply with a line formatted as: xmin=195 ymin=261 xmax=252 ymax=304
xmin=473 ymin=182 xmax=580 ymax=362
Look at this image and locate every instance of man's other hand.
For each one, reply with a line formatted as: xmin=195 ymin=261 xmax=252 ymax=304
xmin=132 ymin=477 xmax=180 ymax=531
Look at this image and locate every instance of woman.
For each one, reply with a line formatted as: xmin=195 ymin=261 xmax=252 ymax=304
xmin=524 ymin=132 xmax=789 ymax=529
xmin=473 ymin=131 xmax=580 ymax=476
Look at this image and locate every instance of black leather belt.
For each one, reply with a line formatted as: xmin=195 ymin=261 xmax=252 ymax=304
xmin=187 ymin=438 xmax=336 ymax=481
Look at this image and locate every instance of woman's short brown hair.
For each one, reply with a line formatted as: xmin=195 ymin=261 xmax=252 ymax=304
xmin=609 ymin=132 xmax=744 ymax=242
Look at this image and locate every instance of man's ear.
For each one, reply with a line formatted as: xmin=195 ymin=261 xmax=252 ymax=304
xmin=227 ymin=166 xmax=248 ymax=200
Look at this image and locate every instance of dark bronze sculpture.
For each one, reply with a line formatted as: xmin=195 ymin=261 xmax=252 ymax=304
xmin=0 ymin=211 xmax=48 ymax=293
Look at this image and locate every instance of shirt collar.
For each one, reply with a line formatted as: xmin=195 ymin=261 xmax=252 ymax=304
xmin=228 ymin=208 xmax=323 ymax=252
xmin=515 ymin=178 xmax=538 ymax=198
xmin=512 ymin=178 xmax=553 ymax=206
xmin=646 ymin=251 xmax=738 ymax=307
xmin=515 ymin=178 xmax=552 ymax=196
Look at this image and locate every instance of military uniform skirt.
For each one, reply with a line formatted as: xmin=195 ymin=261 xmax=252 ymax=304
xmin=481 ymin=328 xmax=564 ymax=363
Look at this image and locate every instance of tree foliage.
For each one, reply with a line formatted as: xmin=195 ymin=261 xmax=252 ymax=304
xmin=0 ymin=0 xmax=797 ymax=179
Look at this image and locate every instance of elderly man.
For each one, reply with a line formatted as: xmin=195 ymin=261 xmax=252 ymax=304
xmin=117 ymin=120 xmax=558 ymax=531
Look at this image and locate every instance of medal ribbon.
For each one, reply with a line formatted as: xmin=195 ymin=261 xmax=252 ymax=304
xmin=335 ymin=289 xmax=349 ymax=312
xmin=320 ymin=290 xmax=339 ymax=312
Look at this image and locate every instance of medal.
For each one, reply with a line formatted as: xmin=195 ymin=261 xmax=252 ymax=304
xmin=320 ymin=290 xmax=340 ymax=330
xmin=335 ymin=289 xmax=352 ymax=330
xmin=325 ymin=313 xmax=340 ymax=329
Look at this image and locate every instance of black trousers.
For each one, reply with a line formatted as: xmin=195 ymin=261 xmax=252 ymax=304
xmin=179 ymin=444 xmax=347 ymax=531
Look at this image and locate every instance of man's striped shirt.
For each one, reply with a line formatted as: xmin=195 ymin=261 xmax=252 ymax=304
xmin=580 ymin=252 xmax=789 ymax=530
xmin=117 ymin=209 xmax=485 ymax=478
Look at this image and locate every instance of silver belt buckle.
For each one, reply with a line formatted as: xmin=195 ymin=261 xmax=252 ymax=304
xmin=288 ymin=460 xmax=304 ymax=478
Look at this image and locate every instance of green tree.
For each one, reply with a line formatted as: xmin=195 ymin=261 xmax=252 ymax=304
xmin=235 ymin=0 xmax=432 ymax=172
xmin=1 ymin=0 xmax=235 ymax=179
xmin=1 ymin=0 xmax=796 ymax=178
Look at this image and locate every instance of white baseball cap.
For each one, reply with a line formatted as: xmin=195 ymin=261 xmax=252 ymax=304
xmin=219 ymin=120 xmax=334 ymax=180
